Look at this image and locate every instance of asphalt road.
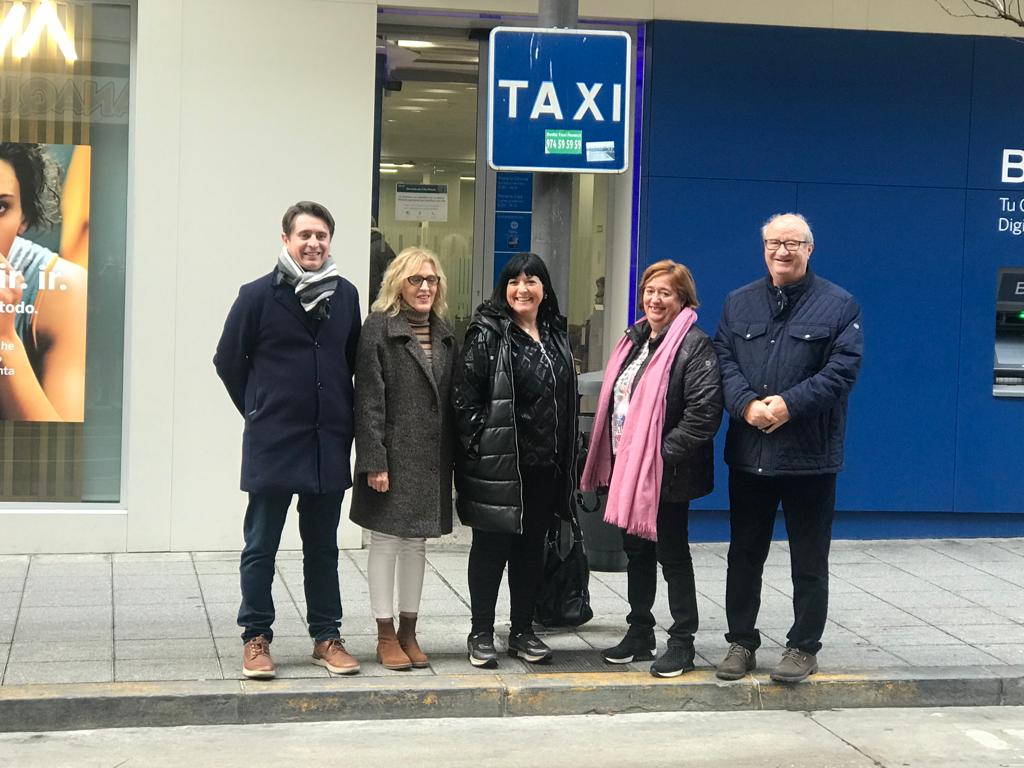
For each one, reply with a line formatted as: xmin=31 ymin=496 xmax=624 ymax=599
xmin=1 ymin=706 xmax=1023 ymax=767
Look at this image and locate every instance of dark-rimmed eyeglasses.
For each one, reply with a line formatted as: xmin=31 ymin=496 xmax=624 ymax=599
xmin=406 ymin=275 xmax=439 ymax=287
xmin=764 ymin=239 xmax=808 ymax=252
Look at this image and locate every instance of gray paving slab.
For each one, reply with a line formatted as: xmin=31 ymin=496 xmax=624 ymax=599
xmin=9 ymin=639 xmax=111 ymax=663
xmin=113 ymin=552 xmax=191 ymax=564
xmin=13 ymin=606 xmax=112 ymax=641
xmin=193 ymin=560 xmax=240 ymax=575
xmin=811 ymin=646 xmax=908 ymax=668
xmin=115 ymin=638 xmax=218 ymax=661
xmin=3 ymin=660 xmax=113 ymax=685
xmin=975 ymin=644 xmax=1024 ymax=665
xmin=945 ymin=624 xmax=1024 ymax=645
xmin=831 ymin=607 xmax=926 ymax=628
xmin=191 ymin=552 xmax=238 ymax=562
xmin=0 ymin=576 xmax=27 ymax=592
xmin=0 ymin=643 xmax=8 ymax=672
xmin=115 ymin=657 xmax=224 ymax=682
xmin=19 ymin=588 xmax=111 ymax=608
xmin=854 ymin=625 xmax=964 ymax=646
xmin=0 ymin=559 xmax=27 ymax=578
xmin=885 ymin=644 xmax=1006 ymax=666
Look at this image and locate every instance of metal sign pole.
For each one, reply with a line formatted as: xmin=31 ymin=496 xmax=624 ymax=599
xmin=532 ymin=0 xmax=579 ymax=315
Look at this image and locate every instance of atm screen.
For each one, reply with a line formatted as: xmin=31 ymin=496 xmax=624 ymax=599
xmin=997 ymin=269 xmax=1024 ymax=306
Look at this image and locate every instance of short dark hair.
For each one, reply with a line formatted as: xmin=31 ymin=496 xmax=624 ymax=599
xmin=491 ymin=252 xmax=561 ymax=320
xmin=282 ymin=200 xmax=335 ymax=236
xmin=0 ymin=143 xmax=61 ymax=231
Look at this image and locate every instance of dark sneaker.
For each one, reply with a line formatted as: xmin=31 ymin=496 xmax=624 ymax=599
xmin=242 ymin=635 xmax=275 ymax=680
xmin=770 ymin=648 xmax=818 ymax=683
xmin=467 ymin=631 xmax=498 ymax=668
xmin=601 ymin=631 xmax=657 ymax=664
xmin=716 ymin=642 xmax=756 ymax=680
xmin=507 ymin=631 xmax=552 ymax=663
xmin=649 ymin=643 xmax=695 ymax=678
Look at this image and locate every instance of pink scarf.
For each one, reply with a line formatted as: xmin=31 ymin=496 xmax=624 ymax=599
xmin=580 ymin=308 xmax=697 ymax=541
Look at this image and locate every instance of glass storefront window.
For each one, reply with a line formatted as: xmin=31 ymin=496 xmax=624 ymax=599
xmin=0 ymin=0 xmax=130 ymax=503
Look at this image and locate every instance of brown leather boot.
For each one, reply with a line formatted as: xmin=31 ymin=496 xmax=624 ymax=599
xmin=398 ymin=612 xmax=429 ymax=668
xmin=376 ymin=618 xmax=412 ymax=670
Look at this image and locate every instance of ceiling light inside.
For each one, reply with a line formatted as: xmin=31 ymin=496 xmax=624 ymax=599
xmin=397 ymin=40 xmax=436 ymax=49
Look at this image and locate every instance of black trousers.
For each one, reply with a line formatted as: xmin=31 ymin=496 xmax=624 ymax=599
xmin=621 ymin=500 xmax=699 ymax=646
xmin=468 ymin=466 xmax=559 ymax=636
xmin=238 ymin=491 xmax=344 ymax=643
xmin=724 ymin=470 xmax=837 ymax=654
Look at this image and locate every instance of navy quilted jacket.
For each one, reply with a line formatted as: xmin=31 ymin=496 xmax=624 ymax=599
xmin=713 ymin=271 xmax=863 ymax=476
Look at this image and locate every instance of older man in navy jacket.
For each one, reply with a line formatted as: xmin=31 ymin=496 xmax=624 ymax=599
xmin=214 ymin=201 xmax=361 ymax=680
xmin=713 ymin=213 xmax=863 ymax=684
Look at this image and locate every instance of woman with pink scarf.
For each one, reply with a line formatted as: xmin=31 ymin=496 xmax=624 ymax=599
xmin=580 ymin=260 xmax=723 ymax=677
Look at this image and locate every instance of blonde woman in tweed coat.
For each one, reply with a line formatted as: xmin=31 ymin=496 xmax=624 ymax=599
xmin=352 ymin=247 xmax=457 ymax=670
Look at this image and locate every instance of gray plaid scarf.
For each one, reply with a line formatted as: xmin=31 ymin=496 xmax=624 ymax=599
xmin=276 ymin=246 xmax=339 ymax=319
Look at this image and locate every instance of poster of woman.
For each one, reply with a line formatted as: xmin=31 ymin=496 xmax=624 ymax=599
xmin=0 ymin=142 xmax=89 ymax=422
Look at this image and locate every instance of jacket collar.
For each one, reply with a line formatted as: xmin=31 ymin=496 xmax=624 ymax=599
xmin=272 ymin=271 xmax=316 ymax=332
xmin=766 ymin=268 xmax=815 ymax=317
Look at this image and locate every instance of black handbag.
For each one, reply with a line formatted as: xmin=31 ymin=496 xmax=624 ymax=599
xmin=534 ymin=511 xmax=594 ymax=628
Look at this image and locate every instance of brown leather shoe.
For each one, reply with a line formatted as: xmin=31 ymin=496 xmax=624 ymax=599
xmin=312 ymin=637 xmax=360 ymax=675
xmin=397 ymin=612 xmax=429 ymax=668
xmin=242 ymin=635 xmax=275 ymax=679
xmin=376 ymin=618 xmax=412 ymax=670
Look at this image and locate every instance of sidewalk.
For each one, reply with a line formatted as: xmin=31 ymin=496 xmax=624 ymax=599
xmin=1 ymin=537 xmax=1023 ymax=731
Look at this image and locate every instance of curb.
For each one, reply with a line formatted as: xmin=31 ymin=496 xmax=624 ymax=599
xmin=2 ymin=666 xmax=1023 ymax=732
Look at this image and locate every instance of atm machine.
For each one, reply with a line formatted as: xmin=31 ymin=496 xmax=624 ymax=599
xmin=994 ymin=267 xmax=1024 ymax=398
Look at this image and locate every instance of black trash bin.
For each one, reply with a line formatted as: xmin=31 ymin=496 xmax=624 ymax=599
xmin=576 ymin=371 xmax=627 ymax=572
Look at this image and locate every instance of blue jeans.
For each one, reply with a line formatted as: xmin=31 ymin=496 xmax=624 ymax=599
xmin=238 ymin=491 xmax=344 ymax=643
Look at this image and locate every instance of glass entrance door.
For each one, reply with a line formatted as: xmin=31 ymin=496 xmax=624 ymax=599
xmin=373 ymin=30 xmax=480 ymax=341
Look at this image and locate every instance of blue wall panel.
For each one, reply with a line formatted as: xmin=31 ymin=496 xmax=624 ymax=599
xmin=798 ymin=184 xmax=965 ymax=512
xmin=646 ymin=23 xmax=973 ymax=187
xmin=641 ymin=21 xmax=1024 ymax=531
xmin=968 ymin=38 xmax=1024 ymax=191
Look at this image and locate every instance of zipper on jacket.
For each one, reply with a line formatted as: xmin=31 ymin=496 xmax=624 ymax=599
xmin=538 ymin=342 xmax=560 ymax=460
xmin=505 ymin=324 xmax=526 ymax=532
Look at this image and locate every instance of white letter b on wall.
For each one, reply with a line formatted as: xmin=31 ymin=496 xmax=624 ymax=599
xmin=1002 ymin=149 xmax=1024 ymax=183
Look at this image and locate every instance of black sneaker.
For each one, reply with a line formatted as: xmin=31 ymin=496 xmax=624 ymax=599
xmin=507 ymin=631 xmax=552 ymax=663
xmin=601 ymin=631 xmax=657 ymax=664
xmin=467 ymin=632 xmax=498 ymax=668
xmin=649 ymin=643 xmax=695 ymax=678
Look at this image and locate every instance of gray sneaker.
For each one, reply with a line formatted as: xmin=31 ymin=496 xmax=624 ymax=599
xmin=715 ymin=642 xmax=756 ymax=680
xmin=770 ymin=648 xmax=818 ymax=683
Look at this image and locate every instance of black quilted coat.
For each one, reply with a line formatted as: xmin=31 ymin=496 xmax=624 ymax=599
xmin=452 ymin=301 xmax=579 ymax=534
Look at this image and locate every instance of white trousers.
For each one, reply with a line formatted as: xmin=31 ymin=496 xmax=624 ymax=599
xmin=367 ymin=531 xmax=426 ymax=619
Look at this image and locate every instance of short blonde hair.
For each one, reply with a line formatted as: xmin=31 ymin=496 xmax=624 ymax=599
xmin=371 ymin=246 xmax=449 ymax=318
xmin=637 ymin=259 xmax=700 ymax=313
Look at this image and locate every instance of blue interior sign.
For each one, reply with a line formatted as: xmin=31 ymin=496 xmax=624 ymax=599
xmin=488 ymin=27 xmax=631 ymax=173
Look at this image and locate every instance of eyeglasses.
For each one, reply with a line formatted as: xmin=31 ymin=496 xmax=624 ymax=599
xmin=764 ymin=239 xmax=808 ymax=252
xmin=406 ymin=275 xmax=439 ymax=287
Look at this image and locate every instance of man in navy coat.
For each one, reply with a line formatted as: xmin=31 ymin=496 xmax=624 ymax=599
xmin=214 ymin=201 xmax=361 ymax=680
xmin=713 ymin=213 xmax=863 ymax=684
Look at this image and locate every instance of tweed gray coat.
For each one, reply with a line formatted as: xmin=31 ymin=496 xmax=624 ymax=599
xmin=351 ymin=310 xmax=457 ymax=537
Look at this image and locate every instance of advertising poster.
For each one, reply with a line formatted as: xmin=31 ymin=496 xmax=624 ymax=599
xmin=0 ymin=142 xmax=89 ymax=423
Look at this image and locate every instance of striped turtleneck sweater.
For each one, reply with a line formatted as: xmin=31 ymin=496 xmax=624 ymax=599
xmin=402 ymin=306 xmax=432 ymax=362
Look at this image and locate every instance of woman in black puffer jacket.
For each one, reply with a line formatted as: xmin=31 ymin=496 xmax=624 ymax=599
xmin=452 ymin=252 xmax=578 ymax=669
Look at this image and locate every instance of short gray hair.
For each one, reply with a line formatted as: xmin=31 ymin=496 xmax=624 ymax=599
xmin=761 ymin=212 xmax=814 ymax=245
